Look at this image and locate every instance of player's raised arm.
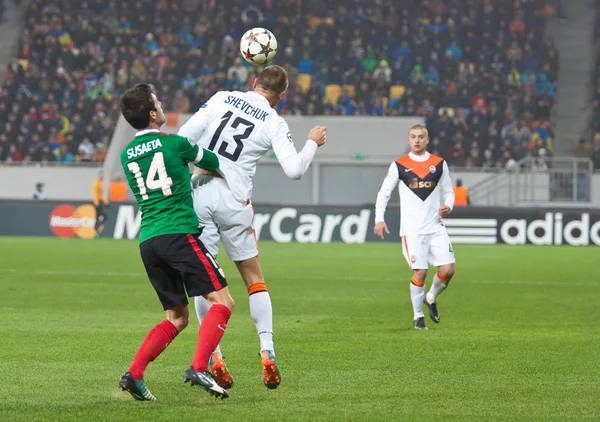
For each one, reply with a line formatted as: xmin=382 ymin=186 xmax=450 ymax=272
xmin=374 ymin=162 xmax=398 ymax=239
xmin=178 ymin=92 xmax=224 ymax=144
xmin=270 ymin=117 xmax=326 ymax=180
xmin=438 ymin=160 xmax=455 ymax=217
xmin=177 ymin=136 xmax=220 ymax=171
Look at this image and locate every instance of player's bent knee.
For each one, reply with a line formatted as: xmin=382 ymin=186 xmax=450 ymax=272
xmin=412 ymin=269 xmax=427 ymax=282
xmin=439 ymin=264 xmax=455 ymax=282
xmin=217 ymin=293 xmax=235 ymax=312
xmin=205 ymin=288 xmax=235 ymax=312
xmin=168 ymin=314 xmax=189 ymax=332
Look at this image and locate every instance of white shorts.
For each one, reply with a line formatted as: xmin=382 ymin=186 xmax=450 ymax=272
xmin=192 ymin=178 xmax=258 ymax=262
xmin=401 ymin=231 xmax=455 ymax=270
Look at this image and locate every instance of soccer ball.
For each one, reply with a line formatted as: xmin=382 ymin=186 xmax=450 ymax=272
xmin=240 ymin=28 xmax=278 ymax=65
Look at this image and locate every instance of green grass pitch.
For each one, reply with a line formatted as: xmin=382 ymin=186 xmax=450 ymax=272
xmin=0 ymin=237 xmax=598 ymax=421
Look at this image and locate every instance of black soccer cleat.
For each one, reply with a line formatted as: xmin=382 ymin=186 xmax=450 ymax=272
xmin=414 ymin=317 xmax=428 ymax=330
xmin=183 ymin=366 xmax=230 ymax=399
xmin=424 ymin=298 xmax=440 ymax=323
xmin=119 ymin=372 xmax=157 ymax=401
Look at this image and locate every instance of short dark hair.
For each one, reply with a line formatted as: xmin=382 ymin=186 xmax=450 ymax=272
xmin=120 ymin=84 xmax=156 ymax=130
xmin=257 ymin=65 xmax=288 ymax=94
xmin=456 ymin=179 xmax=463 ymax=187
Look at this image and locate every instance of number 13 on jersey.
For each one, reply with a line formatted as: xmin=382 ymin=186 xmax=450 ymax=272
xmin=127 ymin=152 xmax=173 ymax=200
xmin=209 ymin=111 xmax=255 ymax=162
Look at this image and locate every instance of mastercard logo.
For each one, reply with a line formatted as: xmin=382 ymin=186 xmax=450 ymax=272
xmin=49 ymin=204 xmax=97 ymax=239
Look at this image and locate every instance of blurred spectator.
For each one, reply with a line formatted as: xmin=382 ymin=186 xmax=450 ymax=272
xmin=557 ymin=0 xmax=567 ymax=22
xmin=571 ymin=137 xmax=592 ymax=168
xmin=109 ymin=173 xmax=128 ymax=202
xmin=453 ymin=179 xmax=470 ymax=206
xmin=571 ymin=138 xmax=591 ymax=200
xmin=33 ymin=182 xmax=46 ymax=200
xmin=78 ymin=138 xmax=95 ymax=162
xmin=592 ymin=0 xmax=600 ymax=146
xmin=591 ymin=135 xmax=600 ymax=172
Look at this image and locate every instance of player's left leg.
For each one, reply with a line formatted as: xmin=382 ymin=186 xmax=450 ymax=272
xmin=94 ymin=205 xmax=106 ymax=237
xmin=234 ymin=257 xmax=281 ymax=389
xmin=219 ymin=198 xmax=281 ymax=389
xmin=425 ymin=231 xmax=456 ymax=323
xmin=175 ymin=233 xmax=233 ymax=399
xmin=191 ymin=184 xmax=233 ymax=388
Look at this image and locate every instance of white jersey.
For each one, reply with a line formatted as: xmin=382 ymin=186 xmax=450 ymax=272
xmin=178 ymin=90 xmax=318 ymax=203
xmin=375 ymin=152 xmax=454 ymax=236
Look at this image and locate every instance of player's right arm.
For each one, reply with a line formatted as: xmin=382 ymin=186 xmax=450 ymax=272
xmin=438 ymin=160 xmax=455 ymax=217
xmin=374 ymin=162 xmax=398 ymax=240
xmin=269 ymin=117 xmax=326 ymax=180
xmin=177 ymin=92 xmax=225 ymax=144
xmin=177 ymin=136 xmax=220 ymax=171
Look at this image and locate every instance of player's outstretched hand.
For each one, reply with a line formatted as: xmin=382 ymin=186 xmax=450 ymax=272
xmin=308 ymin=126 xmax=327 ymax=147
xmin=439 ymin=205 xmax=451 ymax=217
xmin=374 ymin=221 xmax=390 ymax=240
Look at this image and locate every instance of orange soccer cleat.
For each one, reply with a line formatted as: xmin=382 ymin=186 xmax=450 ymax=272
xmin=261 ymin=350 xmax=281 ymax=389
xmin=209 ymin=353 xmax=234 ymax=390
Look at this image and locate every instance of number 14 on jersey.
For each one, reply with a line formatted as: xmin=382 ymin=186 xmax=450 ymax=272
xmin=127 ymin=152 xmax=173 ymax=200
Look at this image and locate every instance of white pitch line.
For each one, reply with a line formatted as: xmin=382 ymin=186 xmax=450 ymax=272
xmin=0 ymin=269 xmax=142 ymax=277
xmin=0 ymin=268 xmax=597 ymax=287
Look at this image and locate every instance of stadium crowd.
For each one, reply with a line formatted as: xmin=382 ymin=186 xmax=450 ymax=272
xmin=0 ymin=0 xmax=559 ymax=168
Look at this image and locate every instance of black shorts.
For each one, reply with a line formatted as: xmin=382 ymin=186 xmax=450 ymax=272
xmin=95 ymin=204 xmax=106 ymax=220
xmin=139 ymin=234 xmax=227 ymax=310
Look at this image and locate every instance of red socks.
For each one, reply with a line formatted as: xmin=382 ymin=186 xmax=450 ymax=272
xmin=128 ymin=305 xmax=232 ymax=378
xmin=192 ymin=304 xmax=232 ymax=372
xmin=129 ymin=319 xmax=179 ymax=380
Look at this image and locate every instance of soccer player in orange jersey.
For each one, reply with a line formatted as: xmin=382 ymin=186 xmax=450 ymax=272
xmin=374 ymin=125 xmax=456 ymax=330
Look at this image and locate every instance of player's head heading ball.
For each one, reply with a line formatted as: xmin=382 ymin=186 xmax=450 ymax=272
xmin=120 ymin=84 xmax=165 ymax=130
xmin=254 ymin=65 xmax=288 ymax=107
xmin=408 ymin=124 xmax=429 ymax=155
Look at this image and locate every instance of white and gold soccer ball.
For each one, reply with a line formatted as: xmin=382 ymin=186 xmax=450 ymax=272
xmin=240 ymin=27 xmax=278 ymax=65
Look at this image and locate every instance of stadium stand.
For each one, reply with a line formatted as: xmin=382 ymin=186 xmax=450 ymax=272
xmin=0 ymin=0 xmax=558 ymax=168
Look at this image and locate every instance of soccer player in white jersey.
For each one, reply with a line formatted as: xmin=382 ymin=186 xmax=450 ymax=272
xmin=178 ymin=65 xmax=326 ymax=389
xmin=374 ymin=124 xmax=455 ymax=330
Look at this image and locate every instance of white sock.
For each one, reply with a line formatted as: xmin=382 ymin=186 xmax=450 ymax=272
xmin=249 ymin=290 xmax=274 ymax=353
xmin=426 ymin=272 xmax=449 ymax=304
xmin=194 ymin=295 xmax=222 ymax=357
xmin=410 ymin=280 xmax=425 ymax=320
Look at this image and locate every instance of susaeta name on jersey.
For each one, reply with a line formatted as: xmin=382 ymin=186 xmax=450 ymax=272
xmin=126 ymin=139 xmax=163 ymax=159
xmin=113 ymin=205 xmax=370 ymax=243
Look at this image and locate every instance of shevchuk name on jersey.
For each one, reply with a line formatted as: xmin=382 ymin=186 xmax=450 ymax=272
xmin=375 ymin=151 xmax=455 ymax=236
xmin=178 ymin=90 xmax=317 ymax=203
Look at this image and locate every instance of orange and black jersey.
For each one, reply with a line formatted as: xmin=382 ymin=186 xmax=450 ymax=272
xmin=394 ymin=153 xmax=445 ymax=202
xmin=375 ymin=152 xmax=454 ymax=236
